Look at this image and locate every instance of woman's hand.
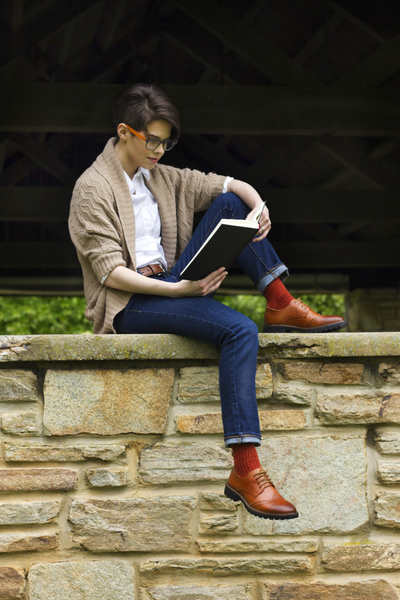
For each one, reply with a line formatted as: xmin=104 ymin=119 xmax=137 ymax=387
xmin=168 ymin=267 xmax=228 ymax=298
xmin=246 ymin=205 xmax=271 ymax=242
xmin=227 ymin=180 xmax=271 ymax=242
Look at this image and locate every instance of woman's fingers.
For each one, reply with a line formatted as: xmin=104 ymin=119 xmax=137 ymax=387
xmin=178 ymin=267 xmax=227 ymax=297
xmin=195 ymin=267 xmax=227 ymax=295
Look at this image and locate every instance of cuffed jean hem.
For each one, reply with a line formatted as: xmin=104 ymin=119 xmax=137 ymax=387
xmin=257 ymin=264 xmax=289 ymax=295
xmin=224 ymin=436 xmax=261 ymax=447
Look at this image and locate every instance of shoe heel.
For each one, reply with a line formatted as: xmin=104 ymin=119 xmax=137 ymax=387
xmin=224 ymin=484 xmax=240 ymax=502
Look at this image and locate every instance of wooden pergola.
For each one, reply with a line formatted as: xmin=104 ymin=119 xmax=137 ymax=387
xmin=1 ymin=0 xmax=400 ymax=300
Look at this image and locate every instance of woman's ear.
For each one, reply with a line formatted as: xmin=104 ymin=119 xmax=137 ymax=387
xmin=116 ymin=123 xmax=129 ymax=142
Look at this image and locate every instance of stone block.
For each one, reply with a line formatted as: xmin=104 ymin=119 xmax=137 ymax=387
xmin=139 ymin=443 xmax=233 ymax=484
xmin=0 ymin=411 xmax=41 ymax=435
xmin=322 ymin=542 xmax=400 ymax=571
xmin=379 ymin=362 xmax=400 ymax=384
xmin=85 ymin=468 xmax=127 ymax=487
xmin=69 ymin=496 xmax=196 ymax=552
xmin=200 ymin=493 xmax=238 ymax=511
xmin=199 ymin=513 xmax=237 ymax=535
xmin=3 ymin=442 xmax=127 ymax=462
xmin=43 ymin=368 xmax=174 ymax=435
xmin=141 ymin=584 xmax=254 ymax=600
xmin=274 ymin=384 xmax=313 ymax=405
xmin=0 ymin=532 xmax=57 ymax=553
xmin=281 ymin=362 xmax=364 ymax=384
xmin=176 ymin=410 xmax=305 ymax=433
xmin=377 ymin=461 xmax=400 ymax=484
xmin=28 ymin=560 xmax=135 ymax=600
xmin=374 ymin=492 xmax=400 ymax=528
xmin=177 ymin=364 xmax=272 ymax=404
xmin=140 ymin=557 xmax=312 ymax=575
xmin=177 ymin=367 xmax=220 ymax=403
xmin=243 ymin=436 xmax=368 ymax=535
xmin=197 ymin=539 xmax=318 ymax=553
xmin=0 ymin=468 xmax=77 ymax=491
xmin=260 ymin=580 xmax=398 ymax=600
xmin=0 ymin=501 xmax=59 ymax=525
xmin=255 ymin=363 xmax=273 ymax=398
xmin=374 ymin=430 xmax=400 ymax=454
xmin=0 ymin=566 xmax=26 ymax=600
xmin=259 ymin=410 xmax=306 ymax=430
xmin=0 ymin=369 xmax=39 ymax=402
xmin=316 ymin=392 xmax=400 ymax=425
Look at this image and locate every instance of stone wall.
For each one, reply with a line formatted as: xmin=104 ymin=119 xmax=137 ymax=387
xmin=0 ymin=332 xmax=400 ymax=600
xmin=346 ymin=288 xmax=400 ymax=332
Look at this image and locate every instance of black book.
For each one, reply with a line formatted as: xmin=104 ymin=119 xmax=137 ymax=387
xmin=180 ymin=216 xmax=261 ymax=281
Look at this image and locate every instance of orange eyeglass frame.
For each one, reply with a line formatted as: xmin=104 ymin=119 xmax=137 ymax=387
xmin=124 ymin=124 xmax=177 ymax=151
xmin=125 ymin=124 xmax=147 ymax=141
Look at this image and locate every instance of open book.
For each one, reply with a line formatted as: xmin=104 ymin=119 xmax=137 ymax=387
xmin=180 ymin=203 xmax=265 ymax=281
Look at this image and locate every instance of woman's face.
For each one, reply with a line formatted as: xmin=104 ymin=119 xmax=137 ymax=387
xmin=123 ymin=119 xmax=172 ymax=171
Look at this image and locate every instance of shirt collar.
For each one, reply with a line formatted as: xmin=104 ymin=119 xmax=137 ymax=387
xmin=124 ymin=168 xmax=150 ymax=198
xmin=139 ymin=167 xmax=150 ymax=181
xmin=124 ymin=167 xmax=150 ymax=184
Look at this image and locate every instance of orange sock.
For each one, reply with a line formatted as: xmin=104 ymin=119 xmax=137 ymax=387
xmin=231 ymin=443 xmax=261 ymax=477
xmin=263 ymin=277 xmax=293 ymax=310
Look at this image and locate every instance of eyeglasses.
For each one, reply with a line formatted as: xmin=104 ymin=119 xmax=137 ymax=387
xmin=125 ymin=124 xmax=177 ymax=151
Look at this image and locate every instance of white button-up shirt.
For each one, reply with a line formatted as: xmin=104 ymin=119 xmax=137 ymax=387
xmin=123 ymin=167 xmax=167 ymax=271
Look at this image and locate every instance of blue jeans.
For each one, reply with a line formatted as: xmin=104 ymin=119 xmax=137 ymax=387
xmin=114 ymin=193 xmax=288 ymax=446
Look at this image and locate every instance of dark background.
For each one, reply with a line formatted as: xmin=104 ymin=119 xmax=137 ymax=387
xmin=0 ymin=0 xmax=399 ymax=298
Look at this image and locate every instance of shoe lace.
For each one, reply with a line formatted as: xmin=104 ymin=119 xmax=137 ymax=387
xmin=253 ymin=469 xmax=274 ymax=492
xmin=294 ymin=297 xmax=310 ymax=310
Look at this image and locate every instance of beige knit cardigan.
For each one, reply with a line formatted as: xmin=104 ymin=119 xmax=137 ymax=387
xmin=69 ymin=138 xmax=227 ymax=334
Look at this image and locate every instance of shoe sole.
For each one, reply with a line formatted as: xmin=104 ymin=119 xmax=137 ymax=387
xmin=263 ymin=321 xmax=347 ymax=334
xmin=224 ymin=483 xmax=299 ymax=520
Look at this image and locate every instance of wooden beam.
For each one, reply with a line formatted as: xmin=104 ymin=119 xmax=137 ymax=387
xmin=12 ymin=134 xmax=78 ymax=185
xmin=328 ymin=0 xmax=387 ymax=45
xmin=295 ymin=12 xmax=344 ymax=65
xmin=0 ymin=242 xmax=78 ymax=267
xmin=0 ymin=277 xmax=84 ymax=296
xmin=241 ymin=138 xmax=315 ymax=187
xmin=334 ymin=32 xmax=400 ymax=88
xmin=1 ymin=240 xmax=399 ymax=269
xmin=172 ymin=0 xmax=324 ymax=87
xmin=0 ymin=0 xmax=101 ymax=74
xmin=96 ymin=0 xmax=129 ymax=51
xmin=316 ymin=137 xmax=400 ymax=189
xmin=1 ymin=188 xmax=399 ymax=223
xmin=0 ymin=187 xmax=71 ymax=220
xmin=316 ymin=137 xmax=400 ymax=190
xmin=261 ymin=190 xmax=400 ymax=222
xmin=1 ymin=84 xmax=400 ymax=135
xmin=274 ymin=242 xmax=400 ymax=268
xmin=76 ymin=22 xmax=157 ymax=82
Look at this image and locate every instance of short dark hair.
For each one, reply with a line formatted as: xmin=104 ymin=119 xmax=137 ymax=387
xmin=112 ymin=84 xmax=181 ymax=140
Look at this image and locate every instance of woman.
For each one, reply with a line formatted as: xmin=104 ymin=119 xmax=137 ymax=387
xmin=69 ymin=84 xmax=345 ymax=520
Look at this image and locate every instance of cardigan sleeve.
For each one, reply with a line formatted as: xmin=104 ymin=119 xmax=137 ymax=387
xmin=160 ymin=165 xmax=227 ymax=213
xmin=69 ymin=178 xmax=127 ymax=283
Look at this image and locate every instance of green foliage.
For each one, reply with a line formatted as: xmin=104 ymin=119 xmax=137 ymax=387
xmin=0 ymin=292 xmax=346 ymax=335
xmin=0 ymin=296 xmax=92 ymax=335
xmin=215 ymin=293 xmax=345 ymax=332
xmin=299 ymin=294 xmax=345 ymax=318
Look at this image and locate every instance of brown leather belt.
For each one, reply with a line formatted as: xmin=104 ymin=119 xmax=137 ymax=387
xmin=137 ymin=264 xmax=165 ymax=277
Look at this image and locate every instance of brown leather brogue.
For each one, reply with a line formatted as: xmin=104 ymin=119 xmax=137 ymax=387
xmin=263 ymin=298 xmax=346 ymax=333
xmin=225 ymin=467 xmax=298 ymax=520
